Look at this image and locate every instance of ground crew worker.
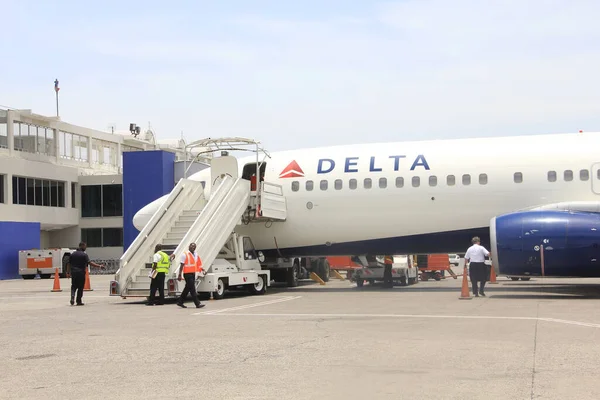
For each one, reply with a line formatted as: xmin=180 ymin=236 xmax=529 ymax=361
xmin=465 ymin=236 xmax=491 ymax=297
xmin=147 ymin=244 xmax=174 ymax=306
xmin=68 ymin=241 xmax=104 ymax=306
xmin=383 ymin=255 xmax=394 ymax=288
xmin=176 ymin=242 xmax=205 ymax=309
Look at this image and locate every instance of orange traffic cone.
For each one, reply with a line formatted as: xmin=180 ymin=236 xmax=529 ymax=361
xmin=83 ymin=267 xmax=93 ymax=291
xmin=51 ymin=267 xmax=62 ymax=292
xmin=489 ymin=263 xmax=498 ymax=284
xmin=459 ymin=266 xmax=472 ymax=300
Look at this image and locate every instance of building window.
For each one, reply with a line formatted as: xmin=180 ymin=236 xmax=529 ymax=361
xmin=447 ymin=175 xmax=456 ymax=186
xmin=82 ymin=184 xmax=123 ymax=217
xmin=82 ymin=228 xmax=124 ymax=248
xmin=564 ymin=170 xmax=573 ymax=182
xmin=81 ymin=228 xmax=102 ymax=247
xmin=0 ymin=175 xmax=4 ymax=203
xmin=71 ymin=183 xmax=77 ymax=207
xmin=306 ymin=180 xmax=314 ymax=191
xmin=81 ymin=185 xmax=102 ymax=217
xmin=59 ymin=131 xmax=89 ymax=161
xmin=514 ymin=172 xmax=523 ymax=183
xmin=395 ymin=177 xmax=404 ymax=188
xmin=349 ymin=179 xmax=357 ymax=190
xmin=479 ymin=174 xmax=488 ymax=185
xmin=291 ymin=181 xmax=299 ymax=192
xmin=320 ymin=180 xmax=328 ymax=191
xmin=334 ymin=179 xmax=343 ymax=190
xmin=429 ymin=176 xmax=437 ymax=187
xmin=462 ymin=174 xmax=471 ymax=185
xmin=102 ymin=184 xmax=122 ymax=217
xmin=548 ymin=171 xmax=557 ymax=182
xmin=0 ymin=117 xmax=7 ymax=149
xmin=412 ymin=176 xmax=420 ymax=187
xmin=103 ymin=228 xmax=124 ymax=247
xmin=379 ymin=177 xmax=387 ymax=189
xmin=580 ymin=169 xmax=590 ymax=181
xmin=12 ymin=176 xmax=65 ymax=207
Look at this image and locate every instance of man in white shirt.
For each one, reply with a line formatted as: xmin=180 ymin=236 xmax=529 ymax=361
xmin=464 ymin=236 xmax=491 ymax=297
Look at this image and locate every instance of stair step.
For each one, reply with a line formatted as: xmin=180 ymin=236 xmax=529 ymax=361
xmin=181 ymin=210 xmax=202 ymax=217
xmin=169 ymin=226 xmax=191 ymax=234
xmin=165 ymin=232 xmax=185 ymax=241
xmin=174 ymin=220 xmax=195 ymax=228
xmin=163 ymin=238 xmax=181 ymax=246
xmin=178 ymin=215 xmax=198 ymax=223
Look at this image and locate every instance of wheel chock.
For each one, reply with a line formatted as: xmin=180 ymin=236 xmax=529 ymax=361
xmin=332 ymin=270 xmax=345 ymax=281
xmin=310 ymin=272 xmax=326 ymax=285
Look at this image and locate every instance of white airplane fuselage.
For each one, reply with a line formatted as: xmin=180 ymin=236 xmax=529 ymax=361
xmin=134 ymin=131 xmax=600 ymax=259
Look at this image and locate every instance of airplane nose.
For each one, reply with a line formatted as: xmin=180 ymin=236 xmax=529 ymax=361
xmin=132 ymin=211 xmax=150 ymax=231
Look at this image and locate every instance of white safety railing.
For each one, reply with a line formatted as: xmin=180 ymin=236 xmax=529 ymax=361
xmin=169 ymin=177 xmax=251 ymax=284
xmin=115 ymin=179 xmax=206 ymax=292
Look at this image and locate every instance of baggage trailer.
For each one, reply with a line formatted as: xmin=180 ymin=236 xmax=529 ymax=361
xmin=416 ymin=254 xmax=457 ymax=281
xmin=19 ymin=248 xmax=74 ymax=279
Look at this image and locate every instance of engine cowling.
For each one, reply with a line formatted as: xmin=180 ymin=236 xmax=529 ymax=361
xmin=490 ymin=210 xmax=600 ymax=278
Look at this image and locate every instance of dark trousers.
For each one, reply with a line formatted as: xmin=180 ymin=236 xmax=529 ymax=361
xmin=149 ymin=272 xmax=166 ymax=304
xmin=71 ymin=271 xmax=85 ymax=303
xmin=469 ymin=262 xmax=487 ymax=295
xmin=383 ymin=265 xmax=393 ymax=287
xmin=179 ymin=273 xmax=200 ymax=306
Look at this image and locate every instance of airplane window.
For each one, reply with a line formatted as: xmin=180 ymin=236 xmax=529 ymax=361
xmin=462 ymin=174 xmax=471 ymax=185
xmin=334 ymin=179 xmax=342 ymax=190
xmin=547 ymin=171 xmax=557 ymax=182
xmin=320 ymin=180 xmax=328 ymax=190
xmin=429 ymin=176 xmax=437 ymax=187
xmin=514 ymin=172 xmax=523 ymax=183
xmin=306 ymin=180 xmax=314 ymax=191
xmin=395 ymin=177 xmax=404 ymax=188
xmin=580 ymin=169 xmax=590 ymax=181
xmin=349 ymin=179 xmax=357 ymax=190
xmin=479 ymin=174 xmax=488 ymax=185
xmin=364 ymin=178 xmax=372 ymax=189
xmin=412 ymin=176 xmax=420 ymax=187
xmin=564 ymin=170 xmax=573 ymax=182
xmin=379 ymin=177 xmax=387 ymax=188
xmin=447 ymin=175 xmax=455 ymax=186
xmin=291 ymin=181 xmax=299 ymax=192
xmin=598 ymin=169 xmax=600 ymax=180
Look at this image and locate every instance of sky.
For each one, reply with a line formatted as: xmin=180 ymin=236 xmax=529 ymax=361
xmin=1 ymin=0 xmax=599 ymax=151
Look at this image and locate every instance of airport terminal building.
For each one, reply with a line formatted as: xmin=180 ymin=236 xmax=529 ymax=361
xmin=0 ymin=107 xmax=209 ymax=278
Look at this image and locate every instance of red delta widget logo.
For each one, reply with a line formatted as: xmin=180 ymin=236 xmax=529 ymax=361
xmin=279 ymin=155 xmax=430 ymax=178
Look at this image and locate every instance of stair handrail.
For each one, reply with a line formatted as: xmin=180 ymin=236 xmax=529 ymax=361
xmin=174 ymin=178 xmax=250 ymax=278
xmin=169 ymin=176 xmax=236 ymax=277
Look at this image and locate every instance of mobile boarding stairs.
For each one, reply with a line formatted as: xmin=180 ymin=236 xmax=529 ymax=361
xmin=110 ymin=138 xmax=286 ymax=300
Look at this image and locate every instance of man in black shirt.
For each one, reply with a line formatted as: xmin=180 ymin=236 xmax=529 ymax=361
xmin=68 ymin=242 xmax=103 ymax=306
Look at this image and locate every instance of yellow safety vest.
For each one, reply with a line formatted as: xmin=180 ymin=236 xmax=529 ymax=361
xmin=155 ymin=251 xmax=170 ymax=273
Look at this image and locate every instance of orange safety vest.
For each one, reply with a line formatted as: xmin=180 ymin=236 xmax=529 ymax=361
xmin=384 ymin=256 xmax=394 ymax=265
xmin=182 ymin=251 xmax=203 ymax=274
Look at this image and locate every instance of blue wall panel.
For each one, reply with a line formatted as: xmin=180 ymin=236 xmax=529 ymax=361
xmin=0 ymin=222 xmax=40 ymax=280
xmin=123 ymin=150 xmax=175 ymax=250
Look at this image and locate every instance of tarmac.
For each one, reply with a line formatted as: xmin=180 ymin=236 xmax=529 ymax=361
xmin=1 ymin=272 xmax=600 ymax=400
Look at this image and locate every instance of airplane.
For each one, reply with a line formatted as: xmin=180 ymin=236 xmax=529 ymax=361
xmin=133 ymin=131 xmax=600 ymax=279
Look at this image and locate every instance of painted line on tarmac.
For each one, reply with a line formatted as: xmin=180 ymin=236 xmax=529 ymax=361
xmin=199 ymin=312 xmax=600 ymax=329
xmin=193 ymin=296 xmax=302 ymax=316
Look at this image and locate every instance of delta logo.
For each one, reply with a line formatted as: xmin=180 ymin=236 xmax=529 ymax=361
xmin=279 ymin=160 xmax=305 ymax=178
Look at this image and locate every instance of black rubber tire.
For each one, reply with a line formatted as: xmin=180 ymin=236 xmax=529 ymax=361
xmin=213 ymin=278 xmax=226 ymax=300
xmin=249 ymin=275 xmax=267 ymax=295
xmin=40 ymin=274 xmax=51 ymax=279
xmin=400 ymin=276 xmax=408 ymax=286
xmin=22 ymin=275 xmax=35 ymax=280
xmin=520 ymin=277 xmax=531 ymax=281
xmin=317 ymin=258 xmax=330 ymax=282
xmin=510 ymin=277 xmax=520 ymax=281
xmin=286 ymin=261 xmax=299 ymax=287
xmin=356 ymin=279 xmax=364 ymax=287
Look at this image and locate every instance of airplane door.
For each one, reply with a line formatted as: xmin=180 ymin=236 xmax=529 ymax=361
xmin=592 ymin=163 xmax=600 ymax=194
